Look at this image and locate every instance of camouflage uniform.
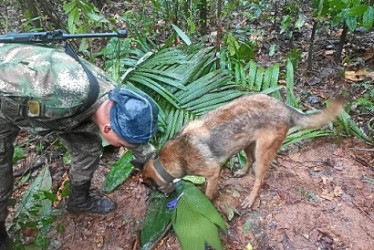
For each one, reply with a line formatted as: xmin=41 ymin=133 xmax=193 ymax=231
xmin=0 ymin=44 xmax=155 ymax=223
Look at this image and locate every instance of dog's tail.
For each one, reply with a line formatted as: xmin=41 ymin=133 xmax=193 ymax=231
xmin=289 ymin=96 xmax=346 ymax=129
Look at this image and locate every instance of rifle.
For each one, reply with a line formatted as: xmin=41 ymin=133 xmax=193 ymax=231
xmin=0 ymin=29 xmax=127 ymax=43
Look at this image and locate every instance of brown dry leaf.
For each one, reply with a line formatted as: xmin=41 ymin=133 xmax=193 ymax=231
xmin=324 ymin=50 xmax=334 ymax=55
xmin=53 ymin=172 xmax=69 ymax=207
xmin=231 ymin=189 xmax=241 ymax=198
xmin=320 ymin=188 xmax=334 ymax=201
xmin=321 ymin=176 xmax=333 ymax=185
xmin=345 ymin=69 xmax=374 ymax=82
xmin=250 ymin=31 xmax=263 ymax=41
xmin=320 ymin=186 xmax=343 ymax=201
xmin=333 ymin=186 xmax=343 ymax=197
xmin=363 ymin=48 xmax=374 ymax=61
xmin=278 ymin=79 xmax=287 ymax=85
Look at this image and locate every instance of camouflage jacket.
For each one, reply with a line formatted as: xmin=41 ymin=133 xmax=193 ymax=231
xmin=0 ymin=43 xmax=117 ymax=134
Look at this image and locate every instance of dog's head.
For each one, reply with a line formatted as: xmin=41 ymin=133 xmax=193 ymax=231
xmin=141 ymin=158 xmax=176 ymax=195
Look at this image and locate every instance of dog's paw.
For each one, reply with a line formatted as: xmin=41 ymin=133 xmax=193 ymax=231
xmin=241 ymin=197 xmax=255 ymax=209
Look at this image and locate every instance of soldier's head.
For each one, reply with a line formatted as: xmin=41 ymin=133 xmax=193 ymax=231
xmin=97 ymin=88 xmax=159 ymax=148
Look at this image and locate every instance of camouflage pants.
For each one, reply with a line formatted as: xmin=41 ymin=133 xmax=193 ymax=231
xmin=57 ymin=121 xmax=103 ymax=186
xmin=0 ymin=117 xmax=19 ymax=222
xmin=0 ymin=116 xmax=103 ymax=222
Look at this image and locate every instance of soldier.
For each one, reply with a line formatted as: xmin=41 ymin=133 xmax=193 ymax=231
xmin=0 ymin=43 xmax=159 ymax=249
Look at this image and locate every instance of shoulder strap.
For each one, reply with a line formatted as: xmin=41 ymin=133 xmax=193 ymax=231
xmin=64 ymin=41 xmax=99 ymax=114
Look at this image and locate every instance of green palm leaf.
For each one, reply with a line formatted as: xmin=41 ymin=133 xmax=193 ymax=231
xmin=172 ymin=181 xmax=227 ymax=250
xmin=119 ymin=45 xmax=244 ymax=143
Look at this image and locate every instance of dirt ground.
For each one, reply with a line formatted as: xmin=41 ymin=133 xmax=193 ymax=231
xmin=35 ymin=136 xmax=373 ymax=250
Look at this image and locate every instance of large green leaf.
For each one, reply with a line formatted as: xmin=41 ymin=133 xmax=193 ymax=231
xmin=181 ymin=90 xmax=244 ymax=112
xmin=363 ymin=6 xmax=374 ymax=29
xmin=140 ymin=192 xmax=175 ymax=250
xmin=262 ymin=66 xmax=273 ymax=90
xmin=15 ymin=166 xmax=52 ymax=219
xmin=254 ymin=66 xmax=264 ymax=91
xmin=282 ymin=127 xmax=332 ymax=149
xmin=343 ymin=10 xmax=358 ymax=30
xmin=104 ymin=151 xmax=134 ymax=193
xmin=348 ymin=4 xmax=368 ymax=17
xmin=171 ymin=181 xmax=227 ymax=250
xmin=338 ymin=110 xmax=373 ymax=143
xmin=135 ymin=71 xmax=186 ymax=90
xmin=175 ymin=181 xmax=227 ymax=231
xmin=176 ymin=72 xmax=232 ymax=102
xmin=173 ymin=200 xmax=223 ymax=250
xmin=270 ymin=63 xmax=281 ymax=99
xmin=128 ymin=76 xmax=180 ymax=108
xmin=247 ymin=60 xmax=257 ymax=90
xmin=286 ymin=59 xmax=298 ymax=108
xmin=295 ymin=14 xmax=305 ymax=29
xmin=171 ymin=23 xmax=192 ymax=46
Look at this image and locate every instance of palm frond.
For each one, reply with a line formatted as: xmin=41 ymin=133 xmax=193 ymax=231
xmin=118 ymin=45 xmax=244 ymax=144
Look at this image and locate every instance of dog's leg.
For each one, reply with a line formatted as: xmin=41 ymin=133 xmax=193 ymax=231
xmin=233 ymin=142 xmax=256 ymax=178
xmin=241 ymin=130 xmax=286 ymax=208
xmin=204 ymin=166 xmax=221 ymax=200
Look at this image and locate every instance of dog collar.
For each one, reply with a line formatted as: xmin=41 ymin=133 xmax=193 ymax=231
xmin=154 ymin=158 xmax=175 ymax=183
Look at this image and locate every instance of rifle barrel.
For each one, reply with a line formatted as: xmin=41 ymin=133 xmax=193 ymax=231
xmin=62 ymin=30 xmax=127 ymax=39
xmin=0 ymin=29 xmax=127 ymax=43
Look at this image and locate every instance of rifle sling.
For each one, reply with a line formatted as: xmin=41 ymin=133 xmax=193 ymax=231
xmin=65 ymin=41 xmax=99 ymax=114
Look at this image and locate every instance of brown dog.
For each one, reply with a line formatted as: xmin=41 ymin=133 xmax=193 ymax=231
xmin=142 ymin=94 xmax=345 ymax=208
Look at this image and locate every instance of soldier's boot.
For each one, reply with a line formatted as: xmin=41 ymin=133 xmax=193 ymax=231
xmin=66 ymin=181 xmax=116 ymax=214
xmin=0 ymin=221 xmax=9 ymax=250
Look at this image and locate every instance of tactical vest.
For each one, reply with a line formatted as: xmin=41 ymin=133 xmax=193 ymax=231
xmin=0 ymin=43 xmax=116 ymax=134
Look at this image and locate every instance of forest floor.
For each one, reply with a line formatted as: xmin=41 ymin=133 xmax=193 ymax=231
xmin=2 ymin=1 xmax=374 ymax=250
xmin=40 ymin=137 xmax=373 ymax=250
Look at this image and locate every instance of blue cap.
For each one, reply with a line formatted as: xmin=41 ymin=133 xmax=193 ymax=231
xmin=109 ymin=88 xmax=159 ymax=145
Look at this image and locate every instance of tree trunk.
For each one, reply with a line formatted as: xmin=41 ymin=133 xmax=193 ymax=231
xmin=173 ymin=0 xmax=179 ymax=25
xmin=216 ymin=0 xmax=223 ymax=68
xmin=184 ymin=0 xmax=191 ymax=18
xmin=307 ymin=20 xmax=318 ymax=74
xmin=198 ymin=0 xmax=208 ymax=35
xmin=335 ymin=22 xmax=348 ymax=64
xmin=273 ymin=1 xmax=279 ymax=30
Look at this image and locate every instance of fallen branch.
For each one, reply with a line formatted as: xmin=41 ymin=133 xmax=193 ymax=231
xmin=340 ymin=196 xmax=374 ymax=224
xmin=13 ymin=137 xmax=58 ymax=178
xmin=349 ymin=147 xmax=374 ymax=152
xmin=13 ymin=156 xmax=46 ymax=178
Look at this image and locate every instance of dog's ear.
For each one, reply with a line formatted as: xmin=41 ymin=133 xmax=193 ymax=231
xmin=141 ymin=159 xmax=154 ymax=179
xmin=141 ymin=159 xmax=159 ymax=190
